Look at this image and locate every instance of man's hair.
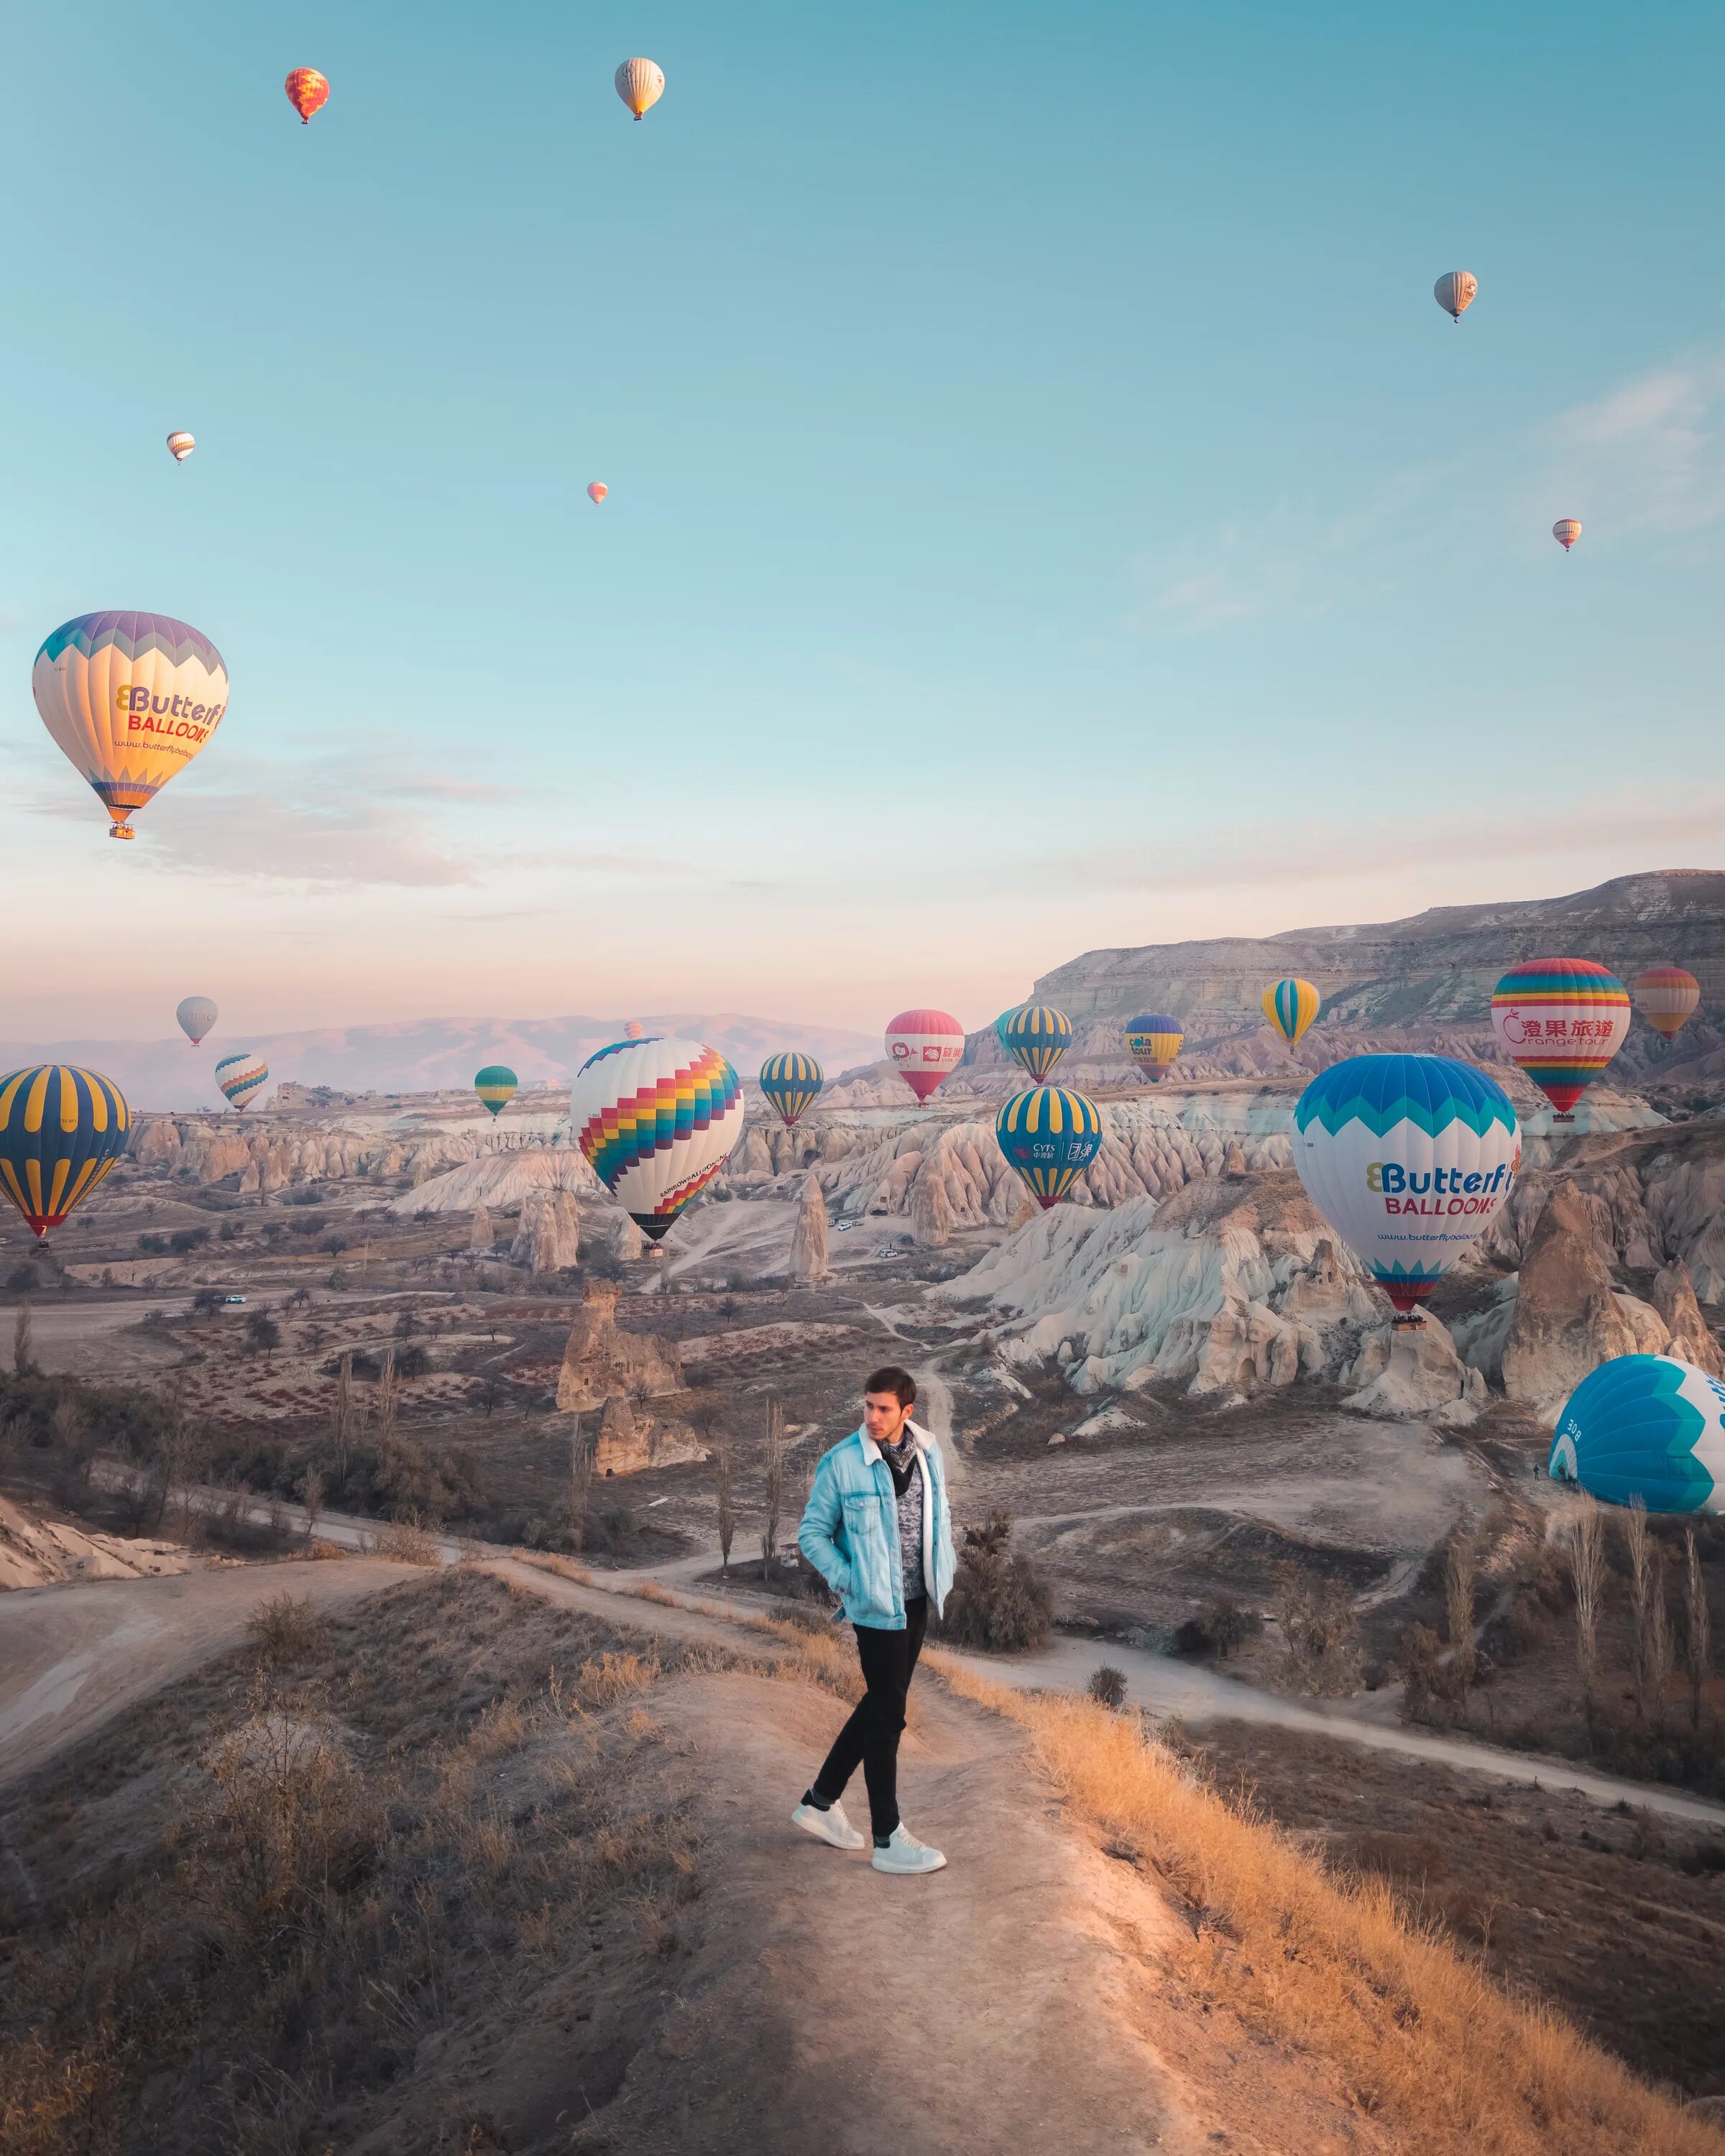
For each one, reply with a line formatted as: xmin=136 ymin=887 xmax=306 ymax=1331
xmin=865 ymin=1365 xmax=917 ymax=1408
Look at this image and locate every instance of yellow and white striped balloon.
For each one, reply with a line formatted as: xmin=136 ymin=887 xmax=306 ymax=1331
xmin=166 ymin=431 xmax=196 ymax=464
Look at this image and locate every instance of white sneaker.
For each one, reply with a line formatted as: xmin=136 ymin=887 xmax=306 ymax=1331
xmin=792 ymin=1798 xmax=866 ymax=1851
xmin=871 ymin=1824 xmax=947 ymax=1875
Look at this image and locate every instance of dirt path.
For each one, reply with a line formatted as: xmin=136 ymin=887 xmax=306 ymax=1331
xmin=0 ymin=1557 xmax=419 ymax=1788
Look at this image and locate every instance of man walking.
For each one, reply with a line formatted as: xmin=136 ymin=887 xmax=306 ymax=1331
xmin=792 ymin=1365 xmax=955 ymax=1874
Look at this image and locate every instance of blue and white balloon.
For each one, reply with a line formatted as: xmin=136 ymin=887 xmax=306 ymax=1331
xmin=1549 ymin=1355 xmax=1725 ymax=1513
xmin=1292 ymin=1054 xmax=1520 ymax=1319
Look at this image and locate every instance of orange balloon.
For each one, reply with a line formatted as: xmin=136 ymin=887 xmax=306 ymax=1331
xmin=587 ymin=482 xmax=609 ymax=505
xmin=285 ymin=68 xmax=330 ymax=124
xmin=1552 ymin=519 xmax=1582 ymax=552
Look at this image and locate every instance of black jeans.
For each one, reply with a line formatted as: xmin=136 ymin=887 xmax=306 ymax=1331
xmin=811 ymin=1597 xmax=928 ymax=1840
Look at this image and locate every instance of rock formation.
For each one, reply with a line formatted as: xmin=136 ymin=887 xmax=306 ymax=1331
xmin=589 ymin=1391 xmax=709 ymax=1478
xmin=1652 ymin=1261 xmax=1725 ymax=1375
xmin=911 ymin=1167 xmax=952 ymax=1248
xmin=1340 ymin=1315 xmax=1488 ymax=1426
xmin=557 ymin=1279 xmax=683 ymax=1413
xmin=1500 ymin=1186 xmax=1650 ymax=1416
xmin=510 ymin=1187 xmax=583 ymax=1273
xmin=469 ymin=1206 xmax=494 ymax=1254
xmin=790 ymin=1174 xmax=829 ymax=1284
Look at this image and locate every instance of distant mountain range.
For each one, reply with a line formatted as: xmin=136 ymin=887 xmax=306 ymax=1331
xmin=0 ymin=1013 xmax=880 ymax=1115
xmin=1034 ymin=872 xmax=1725 ymax=1035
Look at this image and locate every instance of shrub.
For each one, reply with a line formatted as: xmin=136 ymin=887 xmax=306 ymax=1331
xmin=137 ymin=1233 xmax=167 ymax=1255
xmin=934 ymin=1510 xmax=1053 ymax=1652
xmin=1087 ymin=1664 xmax=1128 ymax=1710
xmin=167 ymin=1227 xmax=211 ymax=1253
xmin=243 ymin=1591 xmax=328 ymax=1664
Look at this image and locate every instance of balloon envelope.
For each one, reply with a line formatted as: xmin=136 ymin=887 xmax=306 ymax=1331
xmin=33 ymin=612 xmax=229 ymax=841
xmin=759 ymin=1052 xmax=824 ymax=1129
xmin=176 ymin=996 xmax=217 ymax=1047
xmin=571 ymin=1036 xmax=744 ymax=1241
xmin=1293 ymin=1053 xmax=1519 ymax=1317
xmin=997 ymin=1004 xmax=1072 ymax=1081
xmin=1263 ymin=978 xmax=1320 ymax=1045
xmin=1434 ymin=270 xmax=1477 ymax=320
xmin=623 ymin=1021 xmax=644 ymax=1039
xmin=214 ymin=1053 xmax=268 ymax=1112
xmin=995 ymin=1086 xmax=1103 ymax=1210
xmin=285 ymin=67 xmax=329 ymax=122
xmin=587 ymin=482 xmax=608 ymax=504
xmin=615 ymin=57 xmax=664 ymax=117
xmin=1123 ymin=1013 xmax=1183 ymax=1083
xmin=885 ymin=1009 xmax=965 ymax=1102
xmin=1491 ymin=959 xmax=1629 ymax=1115
xmin=166 ymin=432 xmax=196 ymax=463
xmin=1633 ymin=965 xmax=1701 ymax=1041
xmin=474 ymin=1065 xmax=518 ymax=1118
xmin=0 ymin=1066 xmax=129 ymax=1241
xmin=1553 ymin=520 xmax=1582 ymax=551
xmin=1550 ymin=1355 xmax=1725 ymax=1514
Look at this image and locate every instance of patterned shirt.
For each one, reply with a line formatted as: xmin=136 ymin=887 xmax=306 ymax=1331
xmin=879 ymin=1432 xmax=926 ymax=1604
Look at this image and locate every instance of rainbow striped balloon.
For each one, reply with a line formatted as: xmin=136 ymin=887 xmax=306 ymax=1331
xmin=214 ymin=1053 xmax=269 ymax=1112
xmin=997 ymin=1003 xmax=1073 ymax=1081
xmin=474 ymin=1064 xmax=518 ymax=1118
xmin=0 ymin=1065 xmax=130 ymax=1240
xmin=759 ymin=1052 xmax=824 ymax=1129
xmin=1263 ymin=978 xmax=1321 ymax=1045
xmin=1491 ymin=959 xmax=1629 ymax=1117
xmin=571 ymin=1035 xmax=744 ymax=1242
xmin=995 ymin=1085 xmax=1103 ymax=1210
xmin=1123 ymin=1013 xmax=1183 ymax=1084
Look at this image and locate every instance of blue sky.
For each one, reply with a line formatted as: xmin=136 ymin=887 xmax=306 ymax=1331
xmin=3 ymin=1 xmax=1722 ymax=1044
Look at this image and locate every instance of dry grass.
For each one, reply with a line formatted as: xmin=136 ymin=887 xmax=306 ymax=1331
xmin=362 ymin=1516 xmax=441 ymax=1565
xmin=932 ymin=1654 xmax=1722 ymax=2156
xmin=241 ymin=1590 xmax=328 ymax=1664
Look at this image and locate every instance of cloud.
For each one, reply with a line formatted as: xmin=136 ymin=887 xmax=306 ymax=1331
xmin=142 ymin=784 xmax=479 ymax=887
xmin=1547 ymin=355 xmax=1725 ymax=536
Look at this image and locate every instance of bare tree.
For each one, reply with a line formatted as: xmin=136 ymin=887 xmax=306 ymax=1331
xmin=49 ymin=1395 xmax=91 ymax=1493
xmin=1568 ymin=1493 xmax=1606 ymax=1728
xmin=1622 ymin=1500 xmax=1670 ymax=1724
xmin=376 ymin=1346 xmax=399 ymax=1447
xmin=566 ymin=1414 xmax=591 ymax=1548
xmin=331 ymin=1353 xmax=354 ymax=1488
xmin=762 ymin=1394 xmax=786 ymax=1576
xmin=13 ymin=1296 xmax=34 ymax=1376
xmin=302 ymin=1462 xmax=326 ymax=1542
xmin=1685 ymin=1529 xmax=1712 ymax=1733
xmin=714 ymin=1425 xmax=737 ymax=1576
xmin=1444 ymin=1517 xmax=1479 ymax=1717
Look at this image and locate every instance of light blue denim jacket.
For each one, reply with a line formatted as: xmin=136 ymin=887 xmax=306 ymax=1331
xmin=797 ymin=1421 xmax=955 ymax=1629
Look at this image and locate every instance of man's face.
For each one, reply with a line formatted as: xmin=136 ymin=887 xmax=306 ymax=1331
xmin=863 ymin=1389 xmax=911 ymax=1445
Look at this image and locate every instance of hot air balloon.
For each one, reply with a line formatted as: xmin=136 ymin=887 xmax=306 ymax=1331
xmin=997 ymin=1004 xmax=1073 ymax=1081
xmin=1123 ymin=1014 xmax=1183 ymax=1084
xmin=215 ymin=1054 xmax=269 ymax=1112
xmin=166 ymin=432 xmax=196 ymax=464
xmin=1292 ymin=1054 xmax=1519 ymax=1322
xmin=615 ymin=58 xmax=664 ymax=119
xmin=759 ymin=1053 xmax=824 ymax=1129
xmin=571 ymin=1036 xmax=744 ymax=1242
xmin=1633 ymin=965 xmax=1701 ymax=1041
xmin=0 ymin=1066 xmax=130 ymax=1243
xmin=32 ymin=612 xmax=229 ymax=842
xmin=1434 ymin=271 xmax=1477 ymax=322
xmin=1552 ymin=520 xmax=1582 ymax=552
xmin=1491 ymin=959 xmax=1629 ymax=1120
xmin=587 ymin=482 xmax=608 ymax=505
xmin=1551 ymin=1355 xmax=1725 ymax=1513
xmin=996 ymin=1087 xmax=1103 ymax=1210
xmin=285 ymin=68 xmax=329 ymax=123
xmin=176 ymin=996 xmax=217 ymax=1048
xmin=623 ymin=1021 xmax=645 ymax=1040
xmin=1263 ymin=978 xmax=1321 ymax=1046
xmin=885 ymin=1009 xmax=965 ymax=1103
xmin=474 ymin=1065 xmax=518 ymax=1118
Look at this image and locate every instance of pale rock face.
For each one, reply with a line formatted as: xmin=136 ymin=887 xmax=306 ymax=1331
xmin=911 ymin=1166 xmax=954 ymax=1248
xmin=395 ymin=1148 xmax=599 ymax=1216
xmin=589 ymin=1390 xmax=707 ymax=1478
xmin=510 ymin=1187 xmax=584 ymax=1273
xmin=557 ymin=1279 xmax=682 ymax=1413
xmin=132 ymin=1116 xmax=181 ymax=1165
xmin=790 ymin=1174 xmax=829 ymax=1284
xmin=583 ymin=1207 xmax=645 ymax=1266
xmin=469 ymin=1207 xmax=494 ymax=1254
xmin=1653 ymin=1261 xmax=1725 ymax=1375
xmin=937 ymin=1172 xmax=1391 ymax=1404
xmin=1500 ymin=1185 xmax=1653 ymax=1417
xmin=1340 ymin=1314 xmax=1489 ymax=1426
xmin=1643 ymin=1147 xmax=1725 ymax=1304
